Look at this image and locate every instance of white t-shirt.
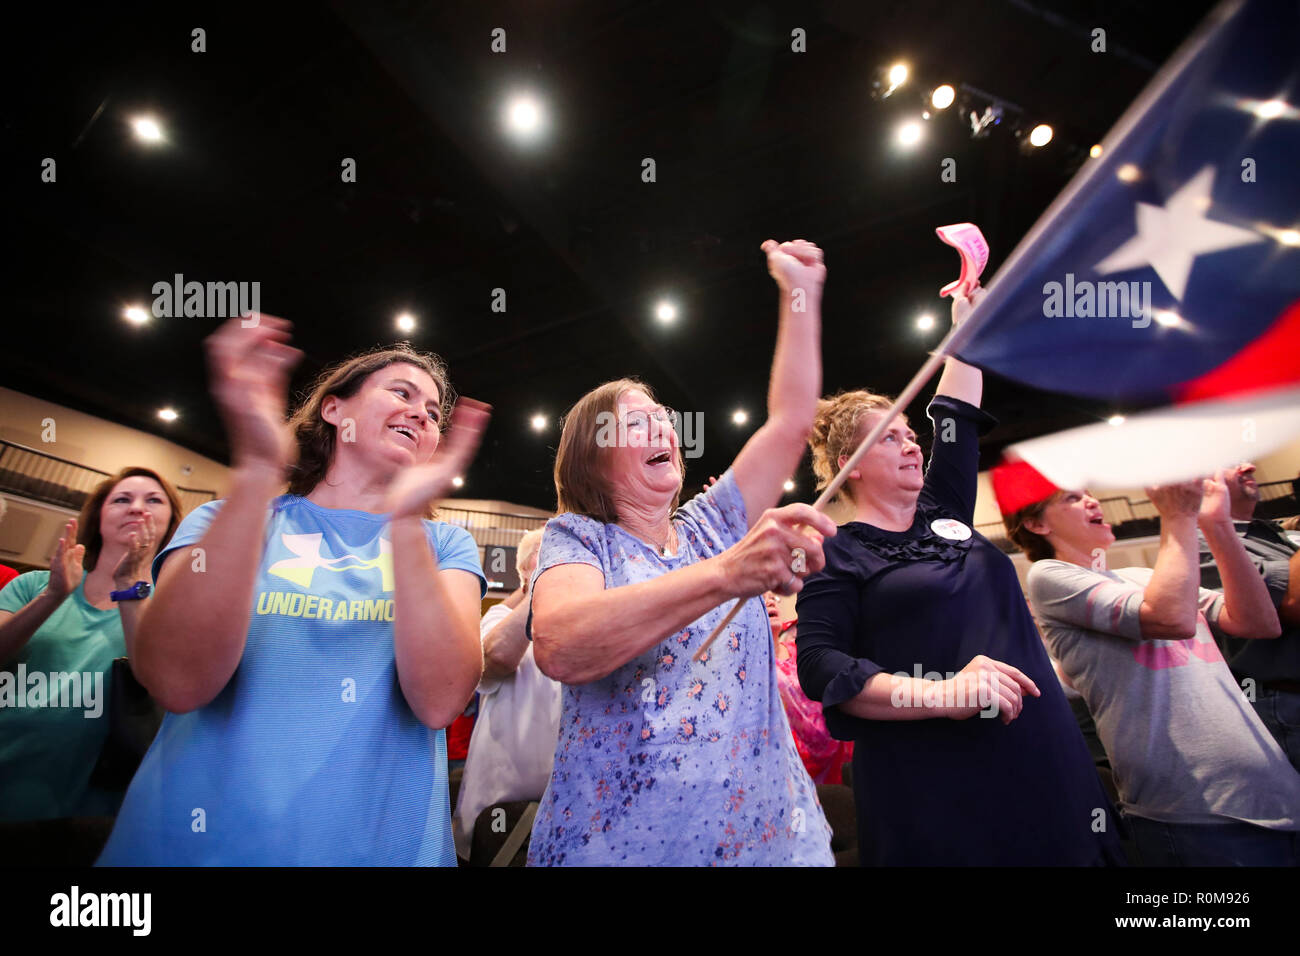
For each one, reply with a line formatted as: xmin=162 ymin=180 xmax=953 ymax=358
xmin=452 ymin=602 xmax=563 ymax=860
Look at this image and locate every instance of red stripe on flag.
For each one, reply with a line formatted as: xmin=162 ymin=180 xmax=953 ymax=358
xmin=1175 ymin=300 xmax=1300 ymax=403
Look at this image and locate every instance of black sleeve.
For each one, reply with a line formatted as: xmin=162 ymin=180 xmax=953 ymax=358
xmin=795 ymin=541 xmax=883 ymax=742
xmin=921 ymin=395 xmax=997 ymax=523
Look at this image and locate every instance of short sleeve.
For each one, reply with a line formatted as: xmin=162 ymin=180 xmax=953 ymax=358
xmin=0 ymin=570 xmax=47 ymax=615
xmin=477 ymin=601 xmax=515 ymax=696
xmin=675 ymin=468 xmax=749 ymax=550
xmin=1197 ymin=587 xmax=1226 ymax=638
xmin=478 ymin=601 xmax=512 ymax=640
xmin=1198 ymin=528 xmax=1292 ymax=604
xmin=533 ymin=513 xmax=608 ymax=582
xmin=526 ymin=513 xmax=608 ymax=642
xmin=428 ymin=523 xmax=487 ymax=597
xmin=921 ymin=395 xmax=997 ymax=522
xmin=151 ymin=499 xmax=224 ymax=585
xmin=1027 ymin=560 xmax=1146 ymax=642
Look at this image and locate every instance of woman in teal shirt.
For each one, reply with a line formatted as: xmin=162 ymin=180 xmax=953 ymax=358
xmin=0 ymin=467 xmax=180 ymax=820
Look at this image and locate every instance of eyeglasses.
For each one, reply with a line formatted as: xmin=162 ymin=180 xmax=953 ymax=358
xmin=619 ymin=406 xmax=677 ymax=431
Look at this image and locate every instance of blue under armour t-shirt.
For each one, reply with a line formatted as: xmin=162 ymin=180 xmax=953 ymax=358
xmin=97 ymin=495 xmax=485 ymax=866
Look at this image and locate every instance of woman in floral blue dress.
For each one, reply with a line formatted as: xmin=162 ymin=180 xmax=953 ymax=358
xmin=528 ymin=239 xmax=838 ymax=865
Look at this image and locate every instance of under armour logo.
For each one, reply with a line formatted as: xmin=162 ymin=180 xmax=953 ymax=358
xmin=267 ymin=534 xmax=394 ymax=592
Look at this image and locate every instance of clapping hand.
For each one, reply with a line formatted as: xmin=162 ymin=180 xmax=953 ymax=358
xmin=384 ymin=398 xmax=492 ymax=520
xmin=46 ymin=518 xmax=85 ymax=601
xmin=112 ymin=511 xmax=158 ymax=590
xmin=205 ymin=314 xmax=302 ymax=475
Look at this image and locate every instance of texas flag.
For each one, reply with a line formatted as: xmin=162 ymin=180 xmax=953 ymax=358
xmin=952 ymin=0 xmax=1300 ymax=490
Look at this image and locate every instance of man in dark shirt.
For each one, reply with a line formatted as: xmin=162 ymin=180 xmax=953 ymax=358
xmin=1198 ymin=462 xmax=1300 ymax=771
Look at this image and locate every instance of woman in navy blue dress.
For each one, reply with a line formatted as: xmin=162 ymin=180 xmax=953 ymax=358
xmin=795 ymin=291 xmax=1125 ymax=866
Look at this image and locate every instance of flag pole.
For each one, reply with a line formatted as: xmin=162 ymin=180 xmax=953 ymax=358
xmin=691 ymin=296 xmax=992 ymax=662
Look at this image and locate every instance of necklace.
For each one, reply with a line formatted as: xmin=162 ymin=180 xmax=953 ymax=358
xmin=659 ymin=526 xmax=677 ymax=557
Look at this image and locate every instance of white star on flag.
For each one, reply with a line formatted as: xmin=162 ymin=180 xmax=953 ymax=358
xmin=1093 ymin=165 xmax=1265 ymax=300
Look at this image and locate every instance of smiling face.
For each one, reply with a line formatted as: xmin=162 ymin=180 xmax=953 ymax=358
xmin=1028 ymin=489 xmax=1115 ymax=558
xmin=840 ymin=412 xmax=924 ymax=501
xmin=100 ymin=475 xmax=173 ymax=550
xmin=603 ymin=388 xmax=683 ymax=514
xmin=322 ymin=362 xmax=443 ymax=474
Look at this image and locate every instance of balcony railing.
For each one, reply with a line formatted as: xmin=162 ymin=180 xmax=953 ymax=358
xmin=0 ymin=440 xmax=217 ymax=515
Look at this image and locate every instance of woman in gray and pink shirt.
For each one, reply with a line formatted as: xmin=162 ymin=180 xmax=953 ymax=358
xmin=1001 ymin=463 xmax=1300 ymax=866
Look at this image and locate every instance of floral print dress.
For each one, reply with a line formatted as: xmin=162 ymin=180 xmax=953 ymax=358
xmin=526 ymin=470 xmax=833 ymax=866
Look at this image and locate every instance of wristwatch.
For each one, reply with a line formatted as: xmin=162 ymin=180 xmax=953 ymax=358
xmin=109 ymin=581 xmax=153 ymax=602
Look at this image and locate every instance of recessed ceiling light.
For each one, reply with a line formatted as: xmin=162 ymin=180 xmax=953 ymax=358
xmin=132 ymin=116 xmax=164 ymax=143
xmin=930 ymin=85 xmax=955 ymax=110
xmin=396 ymin=313 xmax=416 ymax=333
xmin=530 ymin=414 xmax=547 ymax=432
xmin=732 ymin=409 xmax=748 ymax=425
xmin=451 ymin=476 xmax=464 ymax=488
xmin=158 ymin=407 xmax=179 ymax=422
xmin=916 ymin=313 xmax=935 ymax=331
xmin=124 ymin=305 xmax=149 ymax=325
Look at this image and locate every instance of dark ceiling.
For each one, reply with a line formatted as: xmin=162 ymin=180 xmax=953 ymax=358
xmin=2 ymin=0 xmax=1216 ymax=509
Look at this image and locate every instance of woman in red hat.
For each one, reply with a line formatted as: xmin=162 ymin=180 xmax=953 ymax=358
xmin=796 ymin=290 xmax=1125 ymax=866
xmin=1007 ymin=471 xmax=1300 ymax=865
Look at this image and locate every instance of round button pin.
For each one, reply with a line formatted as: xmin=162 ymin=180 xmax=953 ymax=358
xmin=930 ymin=518 xmax=972 ymax=541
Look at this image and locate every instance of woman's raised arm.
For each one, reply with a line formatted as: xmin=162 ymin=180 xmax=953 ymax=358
xmin=731 ymin=240 xmax=825 ymax=525
xmin=130 ymin=316 xmax=301 ymax=712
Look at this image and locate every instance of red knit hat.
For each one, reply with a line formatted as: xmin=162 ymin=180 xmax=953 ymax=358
xmin=991 ymin=459 xmax=1060 ymax=517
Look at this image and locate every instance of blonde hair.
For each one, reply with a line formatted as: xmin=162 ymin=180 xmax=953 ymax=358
xmin=808 ymin=389 xmax=895 ymax=502
xmin=516 ymin=528 xmax=544 ymax=580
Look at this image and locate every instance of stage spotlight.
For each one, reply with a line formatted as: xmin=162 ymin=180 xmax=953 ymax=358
xmin=396 ymin=313 xmax=416 ymax=333
xmin=732 ymin=409 xmax=749 ymax=426
xmin=132 ymin=116 xmax=164 ymax=143
xmin=124 ymin=305 xmax=149 ymax=325
xmin=916 ymin=313 xmax=935 ymax=331
xmin=655 ymin=301 xmax=678 ymax=324
xmin=530 ymin=414 xmax=547 ymax=432
xmin=504 ymin=94 xmax=545 ymax=140
xmin=930 ymin=85 xmax=955 ymax=110
xmin=889 ymin=63 xmax=909 ymax=87
xmin=1089 ymin=144 xmax=1103 ymax=158
xmin=1254 ymin=99 xmax=1287 ymax=119
xmin=1028 ymin=124 xmax=1053 ymax=147
xmin=157 ymin=407 xmax=179 ymax=422
xmin=896 ymin=120 xmax=923 ymax=147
